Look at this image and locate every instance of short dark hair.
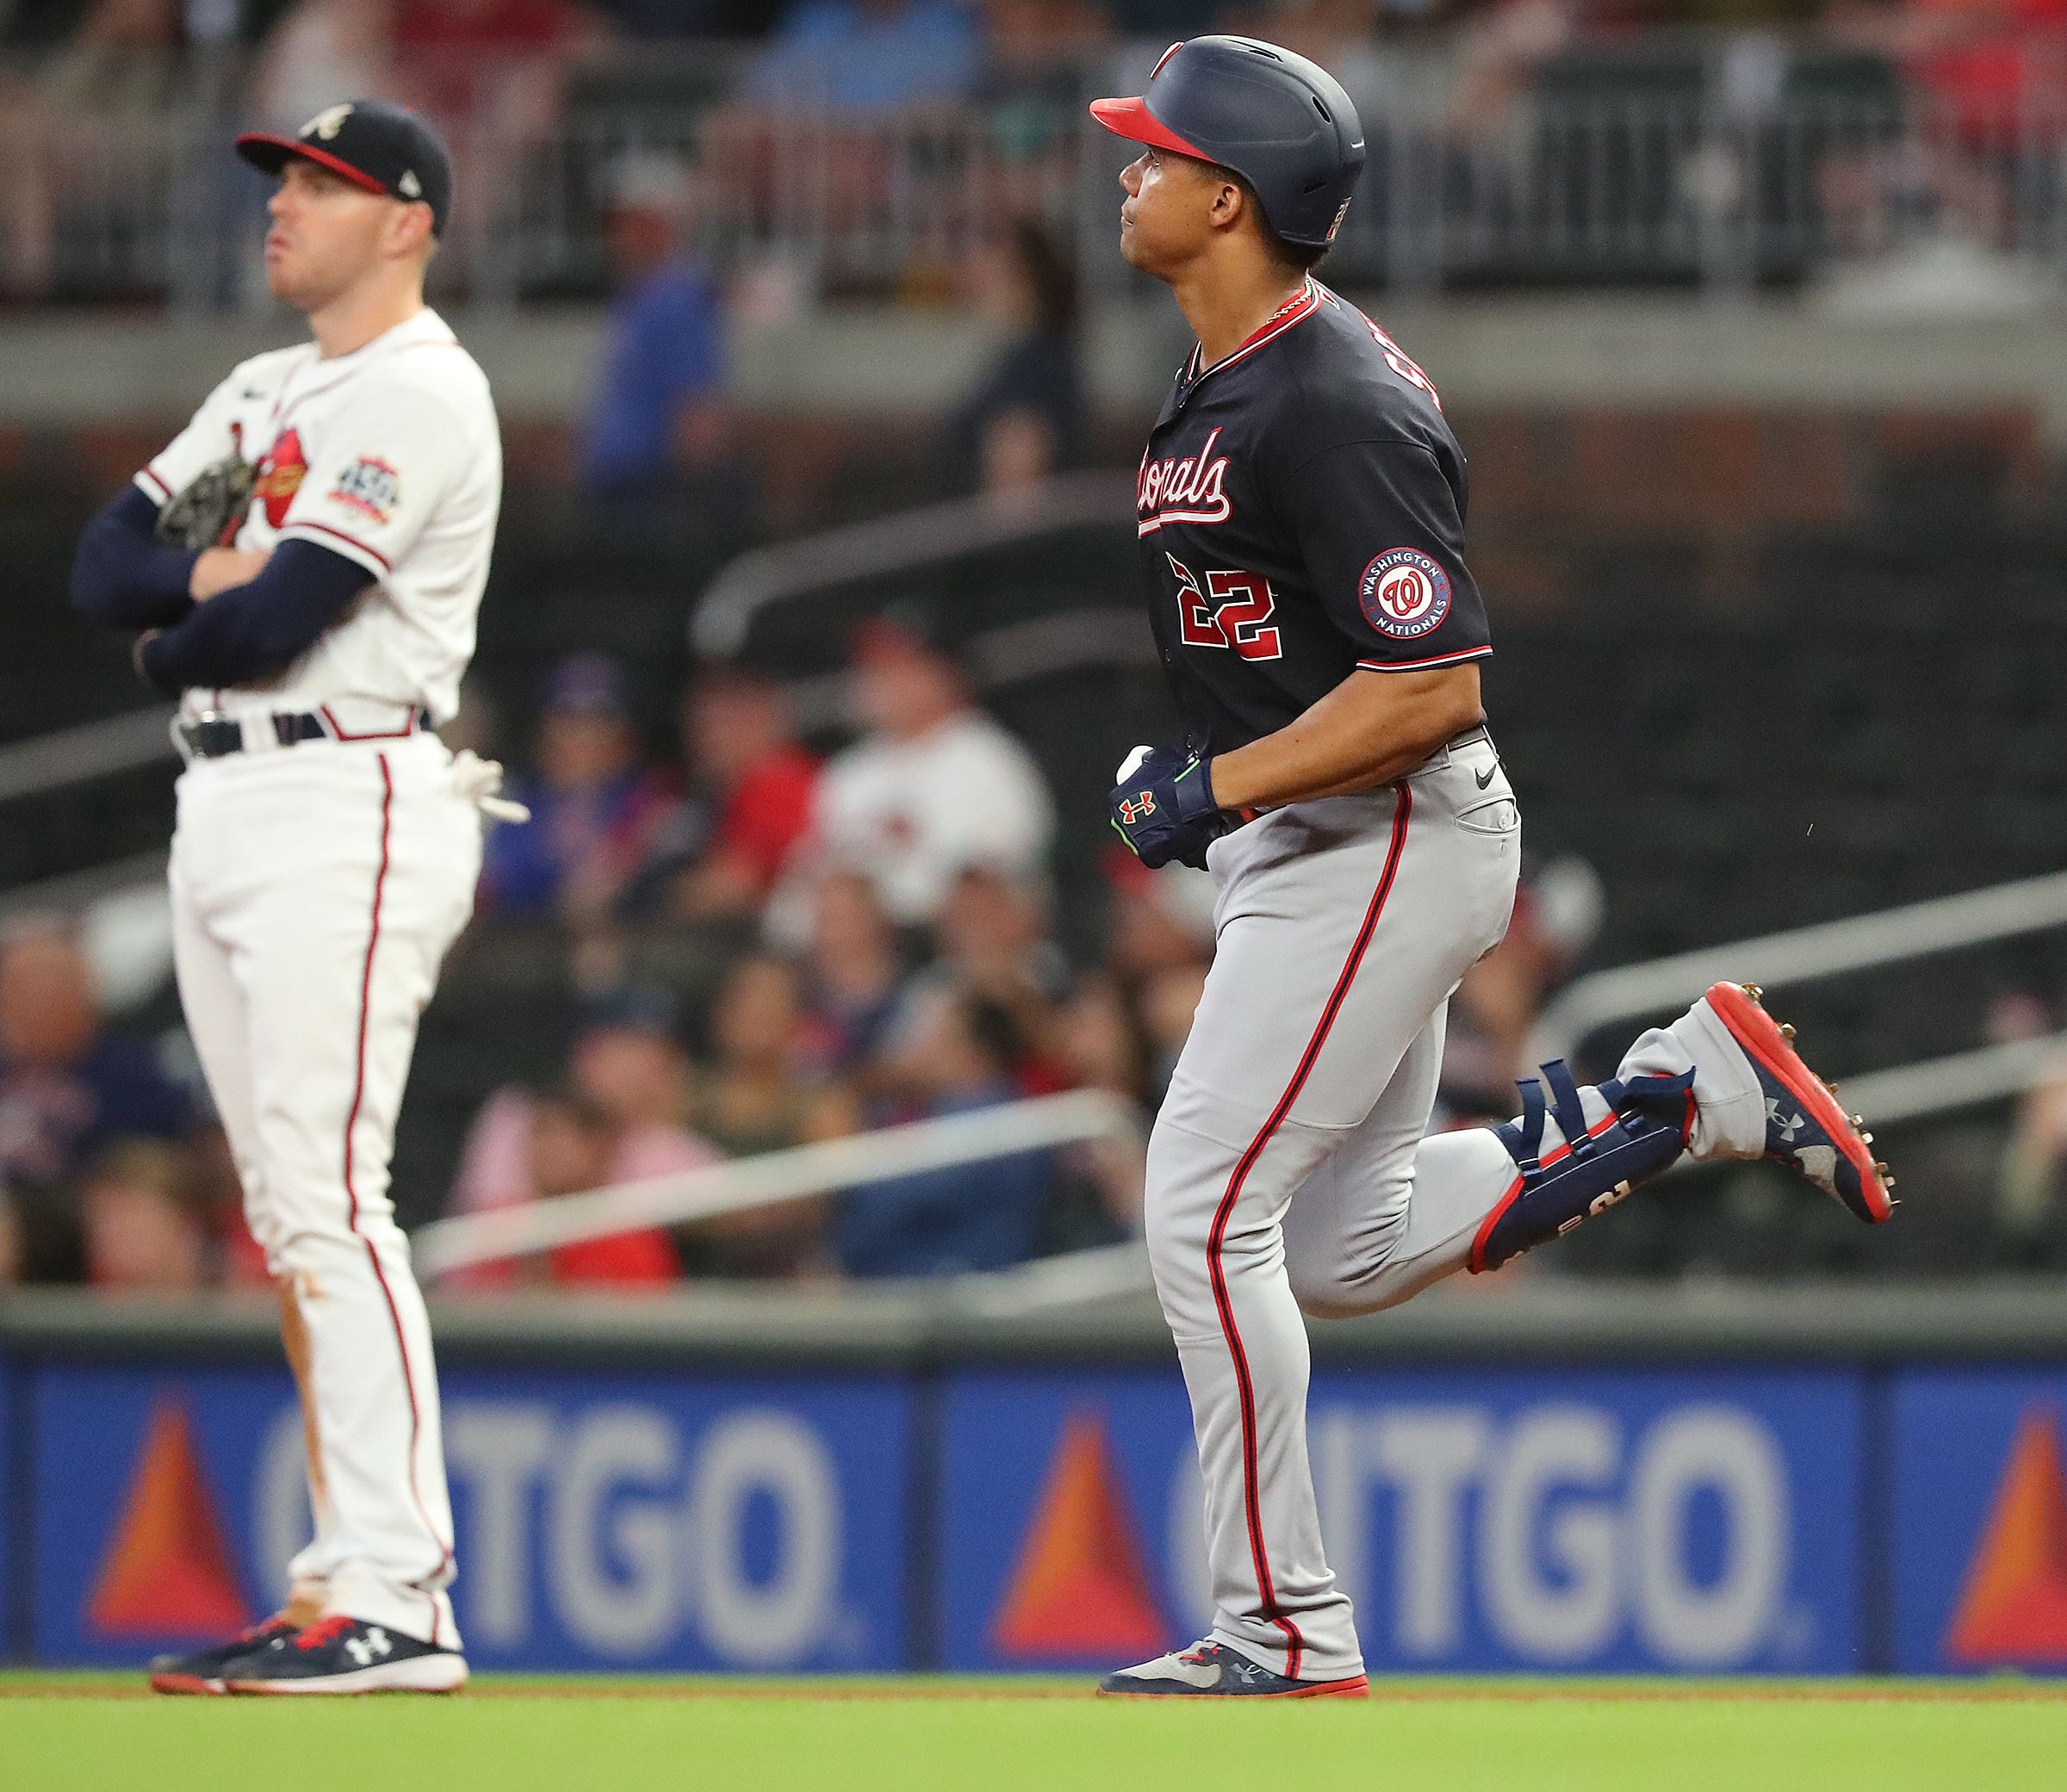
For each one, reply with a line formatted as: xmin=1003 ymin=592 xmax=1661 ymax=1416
xmin=1210 ymin=163 xmax=1331 ymax=275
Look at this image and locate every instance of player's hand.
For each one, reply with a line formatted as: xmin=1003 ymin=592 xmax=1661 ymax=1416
xmin=1109 ymin=744 xmax=1226 ymax=871
xmin=189 ymin=547 xmax=269 ymax=602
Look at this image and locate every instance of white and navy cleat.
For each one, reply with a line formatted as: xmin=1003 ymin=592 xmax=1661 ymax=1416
xmin=1098 ymin=1640 xmax=1369 ymax=1699
xmin=148 ymin=1614 xmax=300 ymax=1696
xmin=1702 ymin=981 xmax=1895 ymax=1224
xmin=220 ymin=1615 xmax=467 ymax=1695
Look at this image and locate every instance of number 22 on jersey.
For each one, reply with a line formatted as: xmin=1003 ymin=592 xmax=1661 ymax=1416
xmin=1170 ymin=554 xmax=1282 ymax=661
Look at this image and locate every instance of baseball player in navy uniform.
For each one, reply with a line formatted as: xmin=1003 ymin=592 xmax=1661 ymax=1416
xmin=1092 ymin=39 xmax=1895 ymax=1698
xmin=71 ymin=102 xmax=522 ymax=1694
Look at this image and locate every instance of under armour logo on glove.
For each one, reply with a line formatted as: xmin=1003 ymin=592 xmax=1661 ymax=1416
xmin=1108 ymin=745 xmax=1226 ymax=871
xmin=344 ymin=1628 xmax=394 ymax=1667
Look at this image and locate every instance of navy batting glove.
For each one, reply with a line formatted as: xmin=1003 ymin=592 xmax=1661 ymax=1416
xmin=1109 ymin=746 xmax=1225 ymax=871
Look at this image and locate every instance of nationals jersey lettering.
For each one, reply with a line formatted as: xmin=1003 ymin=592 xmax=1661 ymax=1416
xmin=1138 ymin=280 xmax=1491 ymax=757
xmin=137 ymin=308 xmax=500 ymax=729
xmin=1139 ymin=427 xmax=1232 ymax=533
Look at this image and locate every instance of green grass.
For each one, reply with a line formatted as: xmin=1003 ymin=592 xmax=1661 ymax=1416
xmin=3 ymin=1675 xmax=2064 ymax=1792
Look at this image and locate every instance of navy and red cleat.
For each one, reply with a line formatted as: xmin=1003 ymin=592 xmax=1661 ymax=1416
xmin=1704 ymin=980 xmax=1895 ymax=1224
xmin=148 ymin=1614 xmax=300 ymax=1695
xmin=1098 ymin=1640 xmax=1369 ymax=1699
xmin=220 ymin=1614 xmax=467 ymax=1695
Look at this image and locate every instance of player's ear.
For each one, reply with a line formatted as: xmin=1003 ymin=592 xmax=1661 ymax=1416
xmin=1207 ymin=174 xmax=1247 ymax=236
xmin=388 ymin=200 xmax=436 ymax=266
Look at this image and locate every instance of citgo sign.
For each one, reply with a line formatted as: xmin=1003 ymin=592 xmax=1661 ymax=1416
xmin=33 ymin=1354 xmax=2067 ymax=1677
xmin=1891 ymin=1370 xmax=2067 ymax=1673
xmin=30 ymin=1364 xmax=911 ymax=1671
xmin=941 ymin=1368 xmax=1862 ymax=1674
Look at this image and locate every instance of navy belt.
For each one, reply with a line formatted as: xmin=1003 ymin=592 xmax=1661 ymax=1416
xmin=177 ymin=709 xmax=432 ymax=760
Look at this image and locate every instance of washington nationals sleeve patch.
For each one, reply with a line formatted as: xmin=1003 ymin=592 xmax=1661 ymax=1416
xmin=1358 ymin=548 xmax=1452 ymax=640
xmin=328 ymin=455 xmax=402 ymax=525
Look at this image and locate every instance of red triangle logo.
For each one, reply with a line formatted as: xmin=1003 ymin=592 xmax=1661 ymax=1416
xmin=1945 ymin=1405 xmax=2067 ymax=1665
xmin=87 ymin=1395 xmax=251 ymax=1640
xmin=990 ymin=1409 xmax=1170 ymax=1661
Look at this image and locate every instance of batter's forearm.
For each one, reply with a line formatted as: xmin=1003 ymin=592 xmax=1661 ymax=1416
xmin=1210 ymin=726 xmax=1442 ymax=809
xmin=1207 ymin=665 xmax=1483 ymax=810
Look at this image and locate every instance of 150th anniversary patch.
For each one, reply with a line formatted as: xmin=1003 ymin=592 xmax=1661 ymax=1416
xmin=327 ymin=456 xmax=401 ymax=525
xmin=1358 ymin=547 xmax=1451 ymax=639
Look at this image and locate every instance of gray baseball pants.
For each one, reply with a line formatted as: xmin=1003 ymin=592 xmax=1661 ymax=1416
xmin=1145 ymin=731 xmax=1766 ymax=1682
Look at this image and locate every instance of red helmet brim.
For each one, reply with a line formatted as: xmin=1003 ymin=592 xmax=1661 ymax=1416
xmin=1088 ymin=96 xmax=1210 ymax=162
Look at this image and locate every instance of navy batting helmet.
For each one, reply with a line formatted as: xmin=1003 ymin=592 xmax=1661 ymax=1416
xmin=1090 ymin=37 xmax=1365 ymax=250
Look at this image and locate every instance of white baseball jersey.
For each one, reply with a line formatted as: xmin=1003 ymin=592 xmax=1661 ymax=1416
xmin=141 ymin=304 xmax=501 ymax=1655
xmin=137 ymin=306 xmax=499 ymax=732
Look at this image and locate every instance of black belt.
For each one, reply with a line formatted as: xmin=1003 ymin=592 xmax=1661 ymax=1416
xmin=177 ymin=709 xmax=432 ymax=760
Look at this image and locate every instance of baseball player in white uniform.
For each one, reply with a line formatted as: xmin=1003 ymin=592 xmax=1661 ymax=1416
xmin=70 ymin=101 xmax=521 ymax=1695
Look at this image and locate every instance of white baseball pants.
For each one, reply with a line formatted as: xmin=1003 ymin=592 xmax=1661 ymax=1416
xmin=1145 ymin=733 xmax=1766 ymax=1682
xmin=170 ymin=730 xmax=480 ymax=1648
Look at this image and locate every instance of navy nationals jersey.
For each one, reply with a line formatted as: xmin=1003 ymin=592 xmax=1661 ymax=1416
xmin=1135 ymin=280 xmax=1489 ymax=756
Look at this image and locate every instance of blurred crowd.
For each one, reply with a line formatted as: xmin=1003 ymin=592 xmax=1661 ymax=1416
xmin=0 ymin=574 xmax=1692 ymax=1298
xmin=9 ymin=585 xmax=2067 ymax=1295
xmin=4 ymin=0 xmax=2066 ymax=1293
xmin=421 ymin=609 xmax=1207 ymax=1290
xmin=12 ymin=747 xmax=2067 ymax=1299
xmin=0 ymin=605 xmax=1173 ymax=1293
xmin=4 ymin=1 xmax=2067 ymax=301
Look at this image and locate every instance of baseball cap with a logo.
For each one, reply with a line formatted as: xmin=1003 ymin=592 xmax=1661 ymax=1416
xmin=236 ymin=100 xmax=454 ymax=237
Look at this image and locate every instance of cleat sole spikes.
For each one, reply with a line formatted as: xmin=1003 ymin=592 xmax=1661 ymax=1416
xmin=1704 ymin=981 xmax=1893 ymax=1225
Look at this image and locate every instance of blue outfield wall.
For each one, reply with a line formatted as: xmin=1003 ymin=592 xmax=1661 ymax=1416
xmin=25 ymin=1363 xmax=913 ymax=1672
xmin=942 ymin=1369 xmax=1863 ymax=1675
xmin=4 ymin=1344 xmax=2065 ymax=1674
xmin=0 ymin=1355 xmax=11 ymax=1644
xmin=1890 ymin=1369 xmax=2067 ymax=1677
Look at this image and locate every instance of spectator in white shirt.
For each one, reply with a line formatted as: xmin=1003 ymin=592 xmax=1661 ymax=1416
xmin=769 ymin=610 xmax=1055 ymax=937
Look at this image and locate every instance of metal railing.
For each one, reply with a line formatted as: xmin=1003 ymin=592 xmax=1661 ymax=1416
xmin=5 ymin=40 xmax=2066 ymax=308
xmin=408 ymin=865 xmax=2067 ymax=1280
xmin=691 ymin=470 xmax=1133 ymax=660
xmin=412 ymin=1088 xmax=1142 ymax=1280
xmin=1531 ymin=867 xmax=2067 ymax=1160
xmin=0 ymin=706 xmax=175 ymax=805
xmin=1531 ymin=868 xmax=2067 ymax=1068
